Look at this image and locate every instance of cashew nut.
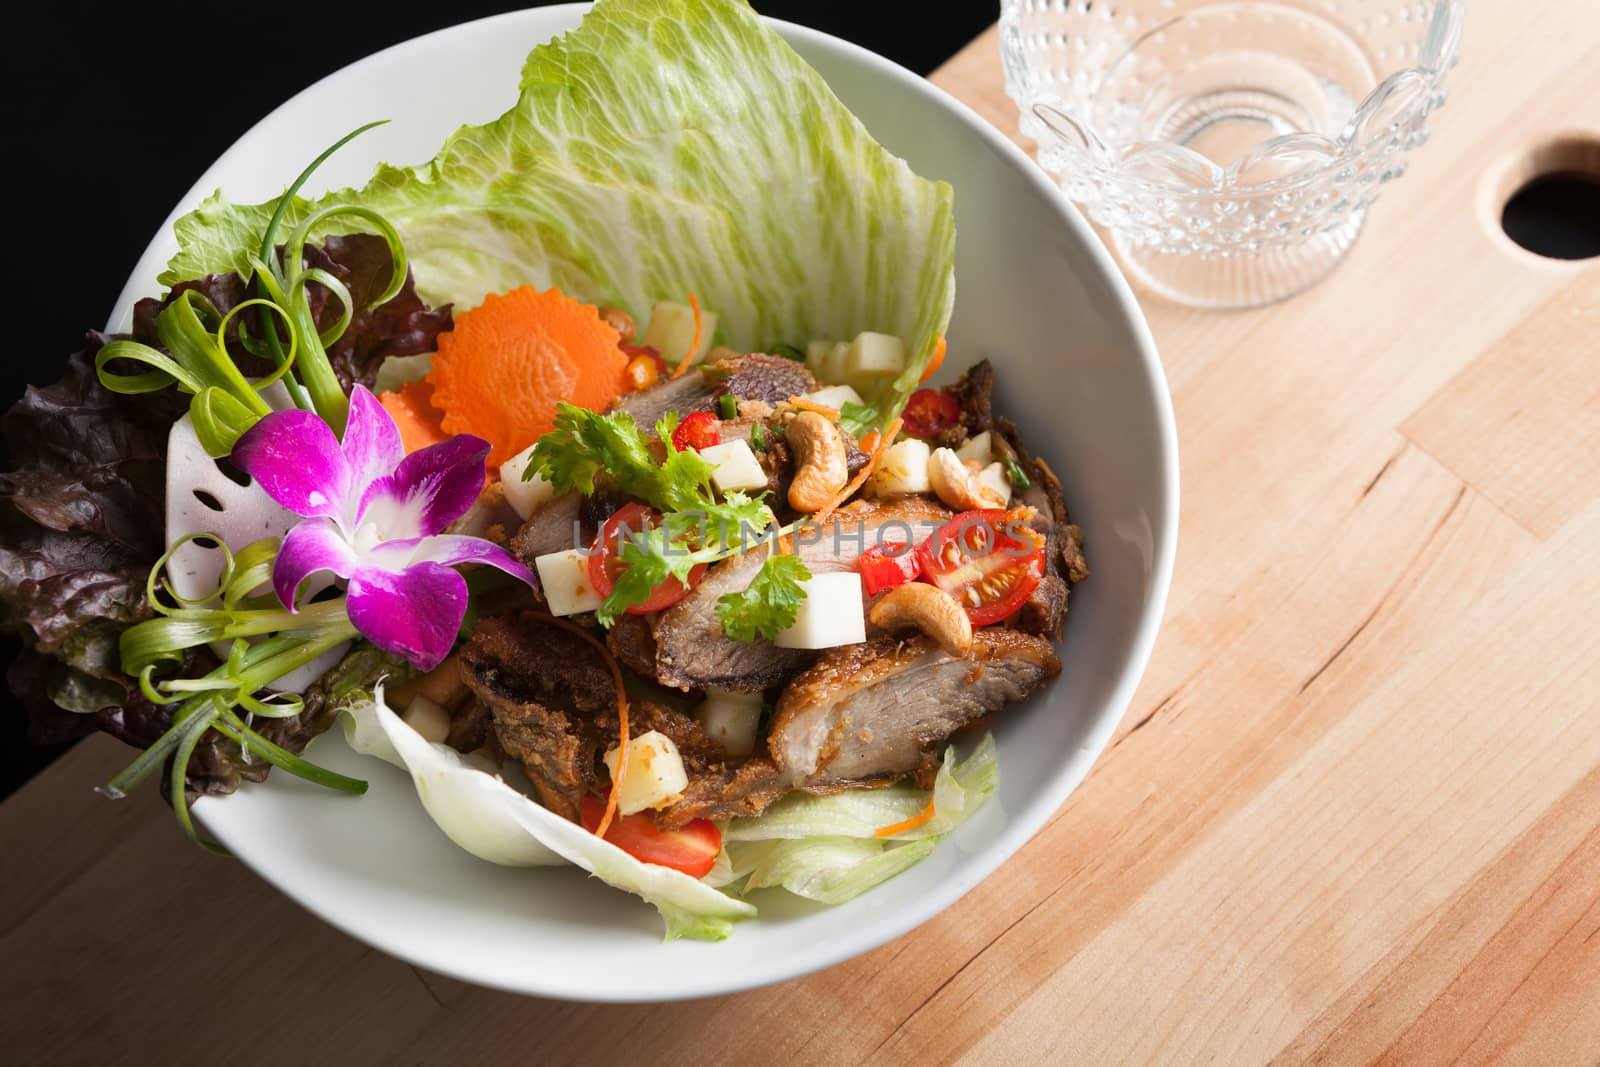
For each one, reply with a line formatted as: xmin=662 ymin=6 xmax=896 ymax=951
xmin=869 ymin=582 xmax=973 ymax=657
xmin=928 ymin=447 xmax=1010 ymax=510
xmin=787 ymin=410 xmax=849 ymax=513
xmin=597 ymin=306 xmax=636 ymax=345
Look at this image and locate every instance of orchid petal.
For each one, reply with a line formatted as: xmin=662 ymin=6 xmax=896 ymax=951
xmin=411 ymin=534 xmax=539 ymax=587
xmin=347 ymin=561 xmax=468 ymax=672
xmin=232 ymin=409 xmax=350 ymax=521
xmin=358 ymin=433 xmax=490 ymax=540
xmin=273 ymin=517 xmax=356 ymax=610
xmin=341 ymin=386 xmax=405 ymax=494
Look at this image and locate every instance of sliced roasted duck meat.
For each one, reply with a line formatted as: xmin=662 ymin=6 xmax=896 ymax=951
xmin=606 ymin=613 xmax=660 ymax=682
xmin=607 ymin=352 xmax=818 ymax=430
xmin=658 ymin=758 xmax=788 ymax=828
xmin=444 ymin=699 xmax=501 ymax=760
xmin=653 ymin=544 xmax=816 ymax=692
xmin=608 ymin=372 xmax=717 ymax=429
xmin=793 ymin=496 xmax=949 ymax=576
xmin=768 ymin=629 xmax=1060 ymax=786
xmin=507 ymin=491 xmax=623 ymax=599
xmin=613 ymin=702 xmax=729 ymax=779
xmin=710 ymin=352 xmax=817 ymax=407
xmin=650 ymin=497 xmax=951 ymax=693
xmin=457 ymin=613 xmax=618 ymax=821
xmin=460 ymin=612 xmax=732 ymax=820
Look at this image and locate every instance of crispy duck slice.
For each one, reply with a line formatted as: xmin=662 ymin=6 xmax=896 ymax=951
xmin=767 ymin=629 xmax=1060 ymax=785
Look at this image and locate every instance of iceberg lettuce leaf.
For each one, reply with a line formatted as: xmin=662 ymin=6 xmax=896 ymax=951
xmin=341 ymin=688 xmax=755 ymax=939
xmin=720 ymin=736 xmax=998 ymax=905
xmin=161 ymin=0 xmax=955 ymax=418
xmin=725 ymin=734 xmax=998 ymax=843
xmin=741 ymin=835 xmax=938 ymax=906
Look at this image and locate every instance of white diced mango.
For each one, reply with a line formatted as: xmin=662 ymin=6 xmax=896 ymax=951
xmin=955 ymin=431 xmax=994 ymax=466
xmin=804 ymin=384 xmax=864 ymax=411
xmin=602 ymin=730 xmax=690 ymax=815
xmin=871 ymin=438 xmax=932 ymax=497
xmin=976 ymin=461 xmax=1013 ymax=507
xmin=694 ymin=689 xmax=763 ymax=758
xmin=643 ymin=301 xmax=718 ymax=366
xmin=697 ymin=439 xmax=768 ymax=493
xmin=534 ymin=548 xmax=604 ymax=616
xmin=499 ymin=443 xmax=558 ymax=520
xmin=805 ymin=339 xmax=850 ymax=383
xmin=402 ymin=695 xmax=451 ymax=745
xmin=845 ymin=331 xmax=905 ymax=380
xmin=775 ymin=571 xmax=866 ymax=649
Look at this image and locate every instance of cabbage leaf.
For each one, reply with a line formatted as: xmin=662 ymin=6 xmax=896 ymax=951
xmin=161 ymin=0 xmax=955 ymax=417
xmin=720 ymin=736 xmax=998 ymax=904
xmin=342 ymin=687 xmax=755 ymax=940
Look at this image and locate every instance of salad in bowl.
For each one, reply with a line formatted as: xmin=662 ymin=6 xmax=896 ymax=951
xmin=2 ymin=0 xmax=1093 ymax=944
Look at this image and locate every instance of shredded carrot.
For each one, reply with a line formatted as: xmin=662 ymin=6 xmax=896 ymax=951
xmin=920 ymin=335 xmax=947 ymax=383
xmin=379 ymin=380 xmax=449 ymax=455
xmin=814 ymin=416 xmax=901 ymax=527
xmin=668 ymin=292 xmax=705 ymax=380
xmin=534 ymin=613 xmax=629 ymax=839
xmin=859 ymin=429 xmax=881 ymax=453
xmin=788 ymin=396 xmax=841 ymax=419
xmin=874 ymin=796 xmax=937 ymax=838
xmin=426 ymin=286 xmax=629 ymax=468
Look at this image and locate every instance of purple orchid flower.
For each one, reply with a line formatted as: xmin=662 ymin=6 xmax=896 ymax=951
xmin=232 ymin=385 xmax=535 ymax=672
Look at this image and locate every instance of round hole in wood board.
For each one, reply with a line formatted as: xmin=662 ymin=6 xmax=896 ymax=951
xmin=1483 ymin=133 xmax=1600 ymax=263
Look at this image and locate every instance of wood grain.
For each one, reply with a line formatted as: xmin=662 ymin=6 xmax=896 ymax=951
xmin=5 ymin=3 xmax=1600 ymax=1063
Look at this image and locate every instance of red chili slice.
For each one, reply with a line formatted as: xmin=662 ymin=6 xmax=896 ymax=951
xmin=856 ymin=540 xmax=922 ymax=596
xmin=671 ymin=411 xmax=721 ymax=452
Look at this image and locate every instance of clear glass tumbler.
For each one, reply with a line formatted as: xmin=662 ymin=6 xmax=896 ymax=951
xmin=1000 ymin=0 xmax=1464 ymax=308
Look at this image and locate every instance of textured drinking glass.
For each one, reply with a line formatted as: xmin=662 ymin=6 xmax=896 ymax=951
xmin=1001 ymin=0 xmax=1464 ymax=308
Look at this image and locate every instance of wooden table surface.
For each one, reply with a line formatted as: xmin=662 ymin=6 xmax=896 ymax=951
xmin=6 ymin=6 xmax=1600 ymax=1064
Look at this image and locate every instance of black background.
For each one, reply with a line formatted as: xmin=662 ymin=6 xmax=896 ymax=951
xmin=0 ymin=2 xmax=995 ymax=798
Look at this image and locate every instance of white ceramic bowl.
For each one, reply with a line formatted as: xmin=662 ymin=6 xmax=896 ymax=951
xmin=110 ymin=5 xmax=1177 ymax=1001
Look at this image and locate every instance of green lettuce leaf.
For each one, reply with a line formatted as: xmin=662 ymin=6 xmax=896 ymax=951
xmin=742 ymin=835 xmax=938 ymax=906
xmin=342 ymin=687 xmax=754 ymax=940
xmin=726 ymin=734 xmax=998 ymax=842
xmin=161 ymin=0 xmax=955 ymax=422
xmin=719 ymin=736 xmax=998 ymax=905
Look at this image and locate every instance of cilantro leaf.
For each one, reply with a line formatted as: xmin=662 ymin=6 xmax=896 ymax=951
xmin=716 ymin=554 xmax=812 ymax=642
xmin=525 ymin=404 xmax=790 ymax=629
xmin=598 ymin=525 xmax=703 ymax=625
xmin=528 ymin=403 xmax=659 ymax=499
xmin=699 ymin=491 xmax=777 ymax=554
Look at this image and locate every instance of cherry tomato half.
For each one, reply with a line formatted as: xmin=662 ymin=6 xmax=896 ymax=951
xmin=581 ymin=793 xmax=721 ymax=878
xmin=672 ymin=410 xmax=722 ymax=452
xmin=856 ymin=541 xmax=922 ymax=596
xmin=900 ymin=388 xmax=961 ymax=439
xmin=915 ymin=509 xmax=1045 ymax=626
xmin=587 ymin=503 xmax=707 ymax=614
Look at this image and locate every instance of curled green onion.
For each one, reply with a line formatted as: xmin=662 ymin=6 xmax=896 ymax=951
xmin=106 ymin=538 xmax=367 ymax=845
